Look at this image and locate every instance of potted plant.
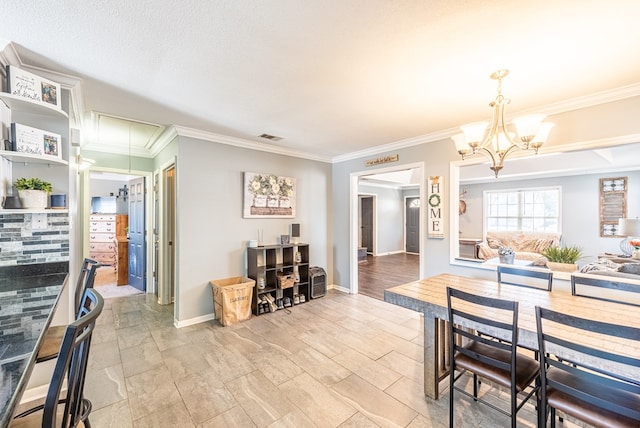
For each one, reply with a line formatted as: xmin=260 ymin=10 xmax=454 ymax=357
xmin=498 ymin=246 xmax=515 ymax=264
xmin=542 ymin=245 xmax=583 ymax=272
xmin=14 ymin=177 xmax=52 ymax=209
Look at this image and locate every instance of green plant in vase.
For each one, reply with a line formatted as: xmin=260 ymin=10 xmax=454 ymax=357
xmin=542 ymin=245 xmax=583 ymax=272
xmin=14 ymin=177 xmax=52 ymax=209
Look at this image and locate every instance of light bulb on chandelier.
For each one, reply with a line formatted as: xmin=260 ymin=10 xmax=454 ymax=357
xmin=452 ymin=69 xmax=554 ymax=177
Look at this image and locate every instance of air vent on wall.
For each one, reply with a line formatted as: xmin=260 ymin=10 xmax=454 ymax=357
xmin=259 ymin=133 xmax=283 ymax=141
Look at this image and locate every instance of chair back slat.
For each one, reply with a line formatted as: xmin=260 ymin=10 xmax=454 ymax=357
xmin=41 ymin=288 xmax=103 ymax=428
xmin=447 ymin=287 xmax=518 ymax=369
xmin=571 ymin=273 xmax=640 ymax=307
xmin=536 ymin=305 xmax=640 ymax=425
xmin=497 ymin=265 xmax=553 ymax=291
xmin=73 ymin=258 xmax=99 ymax=315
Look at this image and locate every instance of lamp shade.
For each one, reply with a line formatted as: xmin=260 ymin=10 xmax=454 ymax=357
xmin=451 ymin=133 xmax=469 ymax=152
xmin=461 ymin=122 xmax=488 ymax=144
xmin=513 ymin=114 xmax=546 ymax=138
xmin=618 ymin=218 xmax=640 ymax=236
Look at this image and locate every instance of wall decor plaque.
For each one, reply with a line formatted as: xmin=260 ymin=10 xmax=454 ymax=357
xmin=428 ymin=175 xmax=444 ymax=238
xmin=11 ymin=123 xmax=62 ymax=160
xmin=599 ymin=176 xmax=627 ymax=237
xmin=6 ymin=65 xmax=61 ymax=109
xmin=243 ymin=172 xmax=296 ymax=218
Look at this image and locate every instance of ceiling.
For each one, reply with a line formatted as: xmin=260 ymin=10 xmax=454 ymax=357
xmin=3 ymin=1 xmax=640 ymax=161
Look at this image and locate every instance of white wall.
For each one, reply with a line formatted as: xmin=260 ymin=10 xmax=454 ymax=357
xmin=175 ymin=136 xmax=331 ymax=323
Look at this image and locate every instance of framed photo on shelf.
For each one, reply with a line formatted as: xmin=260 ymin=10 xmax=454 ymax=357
xmin=6 ymin=65 xmax=61 ymax=109
xmin=11 ymin=123 xmax=62 ymax=160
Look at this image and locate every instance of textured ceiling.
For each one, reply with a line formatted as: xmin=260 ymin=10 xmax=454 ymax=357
xmin=3 ymin=0 xmax=640 ymax=161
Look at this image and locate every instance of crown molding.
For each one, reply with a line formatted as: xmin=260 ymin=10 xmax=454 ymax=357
xmin=148 ymin=126 xmax=179 ymax=157
xmin=331 ymin=83 xmax=640 ymax=164
xmin=331 ymin=129 xmax=454 ymax=163
xmin=173 ymin=125 xmax=333 ymax=163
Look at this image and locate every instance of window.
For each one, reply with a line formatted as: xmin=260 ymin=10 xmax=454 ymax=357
xmin=484 ymin=187 xmax=560 ymax=232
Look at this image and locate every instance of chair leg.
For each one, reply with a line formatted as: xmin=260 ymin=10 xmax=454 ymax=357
xmin=550 ymin=408 xmax=556 ymax=428
xmin=449 ymin=368 xmax=455 ymax=428
xmin=473 ymin=373 xmax=478 ymax=401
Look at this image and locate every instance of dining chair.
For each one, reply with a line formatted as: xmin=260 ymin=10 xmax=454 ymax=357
xmin=36 ymin=258 xmax=100 ymax=363
xmin=12 ymin=288 xmax=104 ymax=428
xmin=535 ymin=306 xmax=640 ymax=427
xmin=570 ymin=272 xmax=640 ymax=307
xmin=446 ymin=287 xmax=540 ymax=428
xmin=497 ymin=265 xmax=553 ymax=291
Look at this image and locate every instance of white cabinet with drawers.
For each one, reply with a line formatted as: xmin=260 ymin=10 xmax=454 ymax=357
xmin=89 ymin=214 xmax=118 ymax=265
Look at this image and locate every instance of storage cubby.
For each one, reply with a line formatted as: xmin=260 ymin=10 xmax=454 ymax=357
xmin=247 ymin=243 xmax=310 ymax=315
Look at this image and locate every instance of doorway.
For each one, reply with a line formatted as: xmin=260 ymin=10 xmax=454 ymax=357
xmin=84 ymin=168 xmax=153 ymax=298
xmin=359 ymin=195 xmax=375 ymax=255
xmin=405 ymin=196 xmax=420 ymax=254
xmin=350 ymin=162 xmax=425 ymax=295
xmin=156 ymin=162 xmax=176 ymax=306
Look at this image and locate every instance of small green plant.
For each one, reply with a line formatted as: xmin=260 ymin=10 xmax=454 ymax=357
xmin=14 ymin=177 xmax=53 ymax=193
xmin=542 ymin=245 xmax=583 ymax=264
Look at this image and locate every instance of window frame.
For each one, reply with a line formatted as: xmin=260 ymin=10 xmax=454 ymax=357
xmin=482 ymin=186 xmax=562 ymax=235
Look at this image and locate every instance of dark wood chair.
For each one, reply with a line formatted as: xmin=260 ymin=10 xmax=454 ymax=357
xmin=571 ymin=272 xmax=640 ymax=307
xmin=36 ymin=258 xmax=100 ymax=363
xmin=12 ymin=288 xmax=104 ymax=428
xmin=446 ymin=287 xmax=539 ymax=428
xmin=535 ymin=306 xmax=640 ymax=427
xmin=497 ymin=265 xmax=553 ymax=291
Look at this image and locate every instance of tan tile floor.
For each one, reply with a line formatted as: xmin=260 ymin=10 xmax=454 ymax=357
xmin=85 ymin=290 xmax=579 ymax=427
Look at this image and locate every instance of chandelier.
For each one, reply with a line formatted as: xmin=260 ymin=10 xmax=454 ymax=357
xmin=451 ymin=69 xmax=554 ymax=177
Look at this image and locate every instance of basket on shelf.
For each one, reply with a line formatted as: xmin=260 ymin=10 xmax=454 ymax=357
xmin=277 ymin=273 xmax=295 ymax=289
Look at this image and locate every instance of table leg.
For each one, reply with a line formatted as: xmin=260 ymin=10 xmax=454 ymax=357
xmin=423 ymin=313 xmax=440 ymax=399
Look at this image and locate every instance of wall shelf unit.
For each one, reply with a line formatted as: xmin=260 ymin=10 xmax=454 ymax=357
xmin=247 ymin=244 xmax=309 ymax=315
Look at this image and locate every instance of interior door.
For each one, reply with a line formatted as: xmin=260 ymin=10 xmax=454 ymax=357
xmin=361 ymin=196 xmax=373 ymax=253
xmin=128 ymin=177 xmax=146 ymax=291
xmin=406 ymin=197 xmax=420 ymax=253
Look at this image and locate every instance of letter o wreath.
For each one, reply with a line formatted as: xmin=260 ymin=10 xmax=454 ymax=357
xmin=428 ymin=194 xmax=441 ymax=207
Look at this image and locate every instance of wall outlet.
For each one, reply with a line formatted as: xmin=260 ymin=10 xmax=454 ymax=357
xmin=32 ymin=213 xmax=48 ymax=230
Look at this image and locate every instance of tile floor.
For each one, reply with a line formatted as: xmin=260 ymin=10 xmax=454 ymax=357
xmin=85 ymin=290 xmax=566 ymax=427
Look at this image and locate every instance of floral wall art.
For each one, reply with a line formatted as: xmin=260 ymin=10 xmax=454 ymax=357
xmin=244 ymin=172 xmax=297 ymax=218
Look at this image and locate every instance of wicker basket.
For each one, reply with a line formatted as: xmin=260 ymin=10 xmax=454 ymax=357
xmin=277 ymin=273 xmax=295 ymax=289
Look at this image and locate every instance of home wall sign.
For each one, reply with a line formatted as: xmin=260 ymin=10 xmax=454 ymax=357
xmin=243 ymin=172 xmax=296 ymax=218
xmin=428 ymin=175 xmax=444 ymax=238
xmin=599 ymin=176 xmax=627 ymax=237
xmin=365 ymin=154 xmax=398 ymax=167
xmin=6 ymin=65 xmax=62 ymax=109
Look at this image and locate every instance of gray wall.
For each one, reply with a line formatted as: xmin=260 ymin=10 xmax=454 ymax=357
xmin=175 ymin=136 xmax=331 ymax=322
xmin=332 ymin=95 xmax=640 ymax=287
xmin=460 ymin=171 xmax=640 ymax=261
xmin=358 ymin=184 xmax=405 ymax=254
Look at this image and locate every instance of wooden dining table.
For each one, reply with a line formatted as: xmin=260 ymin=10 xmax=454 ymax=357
xmin=384 ymin=273 xmax=640 ymax=400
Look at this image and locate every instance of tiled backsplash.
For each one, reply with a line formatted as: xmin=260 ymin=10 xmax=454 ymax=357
xmin=0 ymin=212 xmax=70 ymax=266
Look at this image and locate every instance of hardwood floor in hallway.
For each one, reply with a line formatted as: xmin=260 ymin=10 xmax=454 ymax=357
xmin=358 ymin=253 xmax=419 ymax=301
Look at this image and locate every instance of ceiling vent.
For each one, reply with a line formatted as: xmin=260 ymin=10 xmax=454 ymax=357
xmin=259 ymin=133 xmax=283 ymax=141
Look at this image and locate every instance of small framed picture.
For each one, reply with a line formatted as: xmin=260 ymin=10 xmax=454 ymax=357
xmin=11 ymin=123 xmax=62 ymax=160
xmin=6 ymin=65 xmax=61 ymax=109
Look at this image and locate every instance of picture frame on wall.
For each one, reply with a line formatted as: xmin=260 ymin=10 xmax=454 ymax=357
xmin=11 ymin=123 xmax=62 ymax=160
xmin=6 ymin=65 xmax=62 ymax=109
xmin=243 ymin=172 xmax=296 ymax=218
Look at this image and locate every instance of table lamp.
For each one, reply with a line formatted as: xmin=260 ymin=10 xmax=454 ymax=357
xmin=618 ymin=218 xmax=640 ymax=256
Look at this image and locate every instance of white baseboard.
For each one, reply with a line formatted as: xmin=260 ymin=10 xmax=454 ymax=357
xmin=375 ymin=250 xmax=404 ymax=256
xmin=174 ymin=313 xmax=216 ymax=328
xmin=330 ymin=284 xmax=352 ymax=294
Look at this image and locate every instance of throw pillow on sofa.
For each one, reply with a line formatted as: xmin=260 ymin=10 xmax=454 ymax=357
xmin=620 ymin=263 xmax=640 ymax=275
